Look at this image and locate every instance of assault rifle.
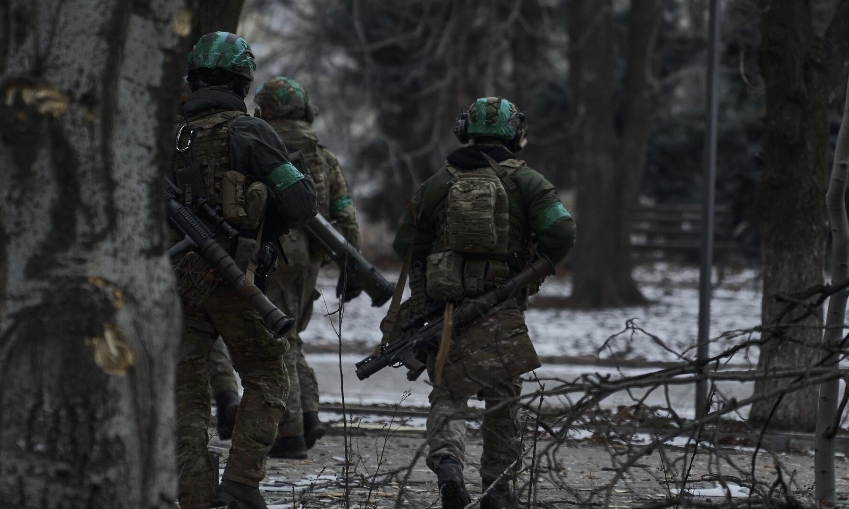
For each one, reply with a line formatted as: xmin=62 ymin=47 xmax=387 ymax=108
xmin=165 ymin=178 xmax=295 ymax=336
xmin=355 ymin=256 xmax=555 ymax=380
xmin=304 ymin=214 xmax=394 ymax=307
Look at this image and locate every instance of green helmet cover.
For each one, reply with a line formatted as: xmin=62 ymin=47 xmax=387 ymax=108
xmin=254 ymin=77 xmax=312 ymax=121
xmin=187 ymin=32 xmax=256 ymax=80
xmin=467 ymin=97 xmax=520 ymax=139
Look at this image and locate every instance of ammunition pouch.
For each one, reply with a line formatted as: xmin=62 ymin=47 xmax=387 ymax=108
xmin=222 ymin=171 xmax=267 ymax=231
xmin=234 ymin=236 xmax=257 ymax=271
xmin=426 ymin=251 xmax=511 ymax=301
xmin=426 ymin=251 xmax=465 ymax=301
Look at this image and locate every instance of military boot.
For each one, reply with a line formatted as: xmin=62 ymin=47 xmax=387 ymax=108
xmin=214 ymin=479 xmax=267 ymax=509
xmin=480 ymin=479 xmax=513 ymax=509
xmin=435 ymin=456 xmax=471 ymax=509
xmin=215 ymin=390 xmax=240 ymax=441
xmin=302 ymin=411 xmax=326 ymax=449
xmin=267 ymin=434 xmax=308 ymax=459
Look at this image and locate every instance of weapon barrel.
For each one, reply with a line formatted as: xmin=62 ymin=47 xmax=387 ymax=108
xmin=355 ymin=354 xmax=391 ymax=380
xmin=165 ymin=183 xmax=294 ymax=337
xmin=304 ymin=214 xmax=394 ymax=307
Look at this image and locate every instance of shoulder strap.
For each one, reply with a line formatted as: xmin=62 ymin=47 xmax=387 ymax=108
xmin=482 ymin=153 xmax=520 ymax=198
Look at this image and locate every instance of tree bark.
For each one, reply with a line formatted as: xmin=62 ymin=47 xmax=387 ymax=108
xmin=749 ymin=0 xmax=830 ymax=430
xmin=191 ymin=0 xmax=246 ymax=42
xmin=815 ymin=75 xmax=849 ymax=509
xmin=0 ymin=1 xmax=188 ymax=507
xmin=568 ymin=0 xmax=661 ymax=308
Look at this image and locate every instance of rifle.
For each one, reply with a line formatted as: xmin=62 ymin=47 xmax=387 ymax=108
xmin=165 ymin=177 xmax=295 ymax=336
xmin=304 ymin=213 xmax=394 ymax=307
xmin=355 ymin=256 xmax=555 ymax=380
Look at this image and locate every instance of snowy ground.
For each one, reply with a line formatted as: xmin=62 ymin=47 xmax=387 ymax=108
xmin=303 ymin=262 xmax=763 ymax=365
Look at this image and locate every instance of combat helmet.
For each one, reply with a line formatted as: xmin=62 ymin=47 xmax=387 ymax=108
xmin=187 ymin=32 xmax=256 ymax=97
xmin=454 ymin=97 xmax=527 ymax=152
xmin=254 ymin=77 xmax=316 ymax=123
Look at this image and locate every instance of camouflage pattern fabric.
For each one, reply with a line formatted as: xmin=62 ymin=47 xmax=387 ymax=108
xmin=424 ymin=303 xmax=532 ymax=484
xmin=176 ymin=277 xmax=289 ymax=509
xmin=426 ymin=371 xmax=523 ymax=484
xmin=267 ymin=228 xmax=322 ymax=436
xmin=209 ymin=337 xmax=238 ymax=396
xmin=187 ymin=31 xmax=255 ymax=80
xmin=466 ymin=97 xmax=522 ymax=140
xmin=204 ymin=119 xmax=360 ymax=438
xmin=254 ymin=77 xmax=313 ymax=123
xmin=393 ymin=137 xmax=577 ymax=487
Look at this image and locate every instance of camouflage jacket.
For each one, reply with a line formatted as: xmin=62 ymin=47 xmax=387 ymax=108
xmin=393 ymin=144 xmax=576 ymax=268
xmin=267 ymin=118 xmax=361 ymax=250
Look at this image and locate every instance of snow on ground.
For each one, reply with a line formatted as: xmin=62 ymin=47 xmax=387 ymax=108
xmin=303 ymin=262 xmax=763 ymax=365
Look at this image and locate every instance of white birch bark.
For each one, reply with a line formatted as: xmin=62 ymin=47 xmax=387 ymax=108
xmin=815 ymin=77 xmax=849 ymax=507
xmin=0 ymin=1 xmax=190 ymax=507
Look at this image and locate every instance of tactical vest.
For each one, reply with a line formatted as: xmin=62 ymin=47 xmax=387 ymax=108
xmin=173 ymin=110 xmax=248 ymax=207
xmin=426 ymin=159 xmax=530 ymax=301
xmin=268 ymin=119 xmax=330 ymax=217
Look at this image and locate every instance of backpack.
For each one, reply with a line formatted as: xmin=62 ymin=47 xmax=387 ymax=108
xmin=443 ymin=165 xmax=510 ymax=255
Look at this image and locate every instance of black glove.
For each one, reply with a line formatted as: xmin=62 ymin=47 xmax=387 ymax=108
xmin=336 ymin=272 xmax=362 ymax=303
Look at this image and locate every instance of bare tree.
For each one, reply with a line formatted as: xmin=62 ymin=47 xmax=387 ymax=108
xmin=0 ymin=1 xmax=190 ymax=506
xmin=567 ymin=0 xmax=663 ymax=308
xmin=748 ymin=0 xmax=839 ymax=430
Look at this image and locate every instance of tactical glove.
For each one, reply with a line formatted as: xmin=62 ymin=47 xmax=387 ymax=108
xmin=336 ymin=272 xmax=362 ymax=303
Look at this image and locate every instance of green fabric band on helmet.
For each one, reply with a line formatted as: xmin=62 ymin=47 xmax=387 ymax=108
xmin=265 ymin=162 xmax=304 ymax=193
xmin=330 ymin=195 xmax=353 ymax=213
xmin=468 ymin=98 xmax=516 ymax=139
xmin=187 ymin=32 xmax=256 ymax=80
xmin=534 ymin=202 xmax=572 ymax=233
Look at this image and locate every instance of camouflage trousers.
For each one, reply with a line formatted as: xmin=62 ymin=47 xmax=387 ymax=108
xmin=267 ymin=228 xmax=322 ymax=437
xmin=208 ymin=228 xmax=321 ymax=437
xmin=176 ymin=282 xmax=289 ymax=509
xmin=210 ymin=336 xmax=238 ymax=395
xmin=425 ymin=303 xmax=535 ymax=486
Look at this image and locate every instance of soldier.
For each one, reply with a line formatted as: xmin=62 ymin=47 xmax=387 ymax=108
xmin=171 ymin=33 xmax=317 ymax=509
xmin=392 ymin=97 xmax=576 ymax=509
xmin=209 ymin=77 xmax=363 ymax=459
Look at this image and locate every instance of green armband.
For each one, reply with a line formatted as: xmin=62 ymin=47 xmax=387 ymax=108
xmin=266 ymin=162 xmax=304 ymax=193
xmin=330 ymin=195 xmax=353 ymax=213
xmin=534 ymin=202 xmax=571 ymax=233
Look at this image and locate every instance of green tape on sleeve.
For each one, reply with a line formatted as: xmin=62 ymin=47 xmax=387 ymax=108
xmin=330 ymin=195 xmax=353 ymax=213
xmin=266 ymin=162 xmax=304 ymax=193
xmin=534 ymin=202 xmax=572 ymax=233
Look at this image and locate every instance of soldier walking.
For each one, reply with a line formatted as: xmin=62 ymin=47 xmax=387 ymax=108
xmin=392 ymin=97 xmax=576 ymax=509
xmin=171 ymin=32 xmax=317 ymax=509
xmin=210 ymin=77 xmax=363 ymax=459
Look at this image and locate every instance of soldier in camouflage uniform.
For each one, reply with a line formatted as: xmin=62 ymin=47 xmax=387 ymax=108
xmin=392 ymin=97 xmax=576 ymax=509
xmin=172 ymin=33 xmax=317 ymax=509
xmin=209 ymin=77 xmax=362 ymax=459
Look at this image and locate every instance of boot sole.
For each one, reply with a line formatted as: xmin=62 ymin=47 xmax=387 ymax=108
xmin=440 ymin=480 xmax=471 ymax=509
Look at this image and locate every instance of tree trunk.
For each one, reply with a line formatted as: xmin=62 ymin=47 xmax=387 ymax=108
xmin=191 ymin=0 xmax=246 ymax=42
xmin=815 ymin=74 xmax=849 ymax=509
xmin=749 ymin=0 xmax=830 ymax=430
xmin=568 ymin=0 xmax=661 ymax=308
xmin=0 ymin=1 xmax=188 ymax=507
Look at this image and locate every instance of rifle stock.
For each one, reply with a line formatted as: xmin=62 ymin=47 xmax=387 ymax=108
xmin=355 ymin=256 xmax=555 ymax=380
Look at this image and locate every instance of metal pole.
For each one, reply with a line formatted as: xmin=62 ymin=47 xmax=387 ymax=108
xmin=695 ymin=0 xmax=721 ymax=418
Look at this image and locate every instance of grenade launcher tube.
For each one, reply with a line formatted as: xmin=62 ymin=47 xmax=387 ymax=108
xmin=303 ymin=213 xmax=394 ymax=307
xmin=165 ymin=179 xmax=295 ymax=337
